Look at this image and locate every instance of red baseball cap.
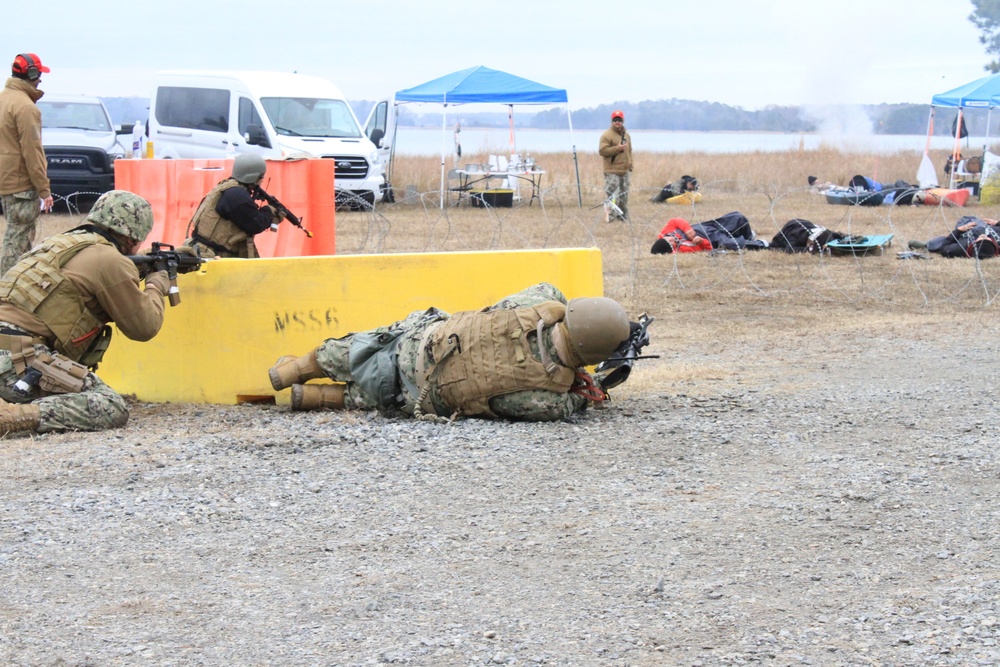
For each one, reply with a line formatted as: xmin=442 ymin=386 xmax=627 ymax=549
xmin=611 ymin=110 xmax=624 ymax=120
xmin=12 ymin=53 xmax=50 ymax=79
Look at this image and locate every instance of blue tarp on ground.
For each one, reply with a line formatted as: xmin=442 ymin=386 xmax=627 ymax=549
xmin=932 ymin=73 xmax=1000 ymax=108
xmin=395 ymin=66 xmax=568 ymax=105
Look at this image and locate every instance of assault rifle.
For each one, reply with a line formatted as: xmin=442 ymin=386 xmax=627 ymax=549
xmin=129 ymin=242 xmax=205 ymax=307
xmin=594 ymin=313 xmax=657 ymax=393
xmin=252 ymin=185 xmax=313 ymax=238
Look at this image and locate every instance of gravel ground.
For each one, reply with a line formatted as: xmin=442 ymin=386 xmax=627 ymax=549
xmin=1 ymin=315 xmax=999 ymax=667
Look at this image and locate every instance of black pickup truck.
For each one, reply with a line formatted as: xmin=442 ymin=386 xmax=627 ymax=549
xmin=37 ymin=95 xmax=128 ymax=204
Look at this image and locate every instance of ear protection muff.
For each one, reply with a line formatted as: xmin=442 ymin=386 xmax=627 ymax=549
xmin=15 ymin=53 xmax=40 ymax=80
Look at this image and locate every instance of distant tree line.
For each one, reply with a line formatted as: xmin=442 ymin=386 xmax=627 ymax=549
xmin=101 ymin=96 xmax=978 ymax=137
xmin=360 ymin=98 xmax=976 ymax=136
xmin=529 ymin=101 xmax=974 ymax=136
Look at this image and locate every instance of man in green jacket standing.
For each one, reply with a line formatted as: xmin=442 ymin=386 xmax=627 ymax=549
xmin=598 ymin=110 xmax=633 ymax=222
xmin=0 ymin=53 xmax=54 ymax=275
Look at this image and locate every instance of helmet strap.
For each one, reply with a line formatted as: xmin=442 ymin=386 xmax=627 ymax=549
xmin=551 ymin=322 xmax=584 ymax=369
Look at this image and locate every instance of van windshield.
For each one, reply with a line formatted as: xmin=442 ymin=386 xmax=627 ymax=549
xmin=261 ymin=97 xmax=362 ymax=138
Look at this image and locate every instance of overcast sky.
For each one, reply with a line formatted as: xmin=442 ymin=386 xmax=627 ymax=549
xmin=2 ymin=0 xmax=990 ymax=111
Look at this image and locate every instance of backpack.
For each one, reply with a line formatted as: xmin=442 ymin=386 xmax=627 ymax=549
xmin=770 ymin=219 xmax=845 ymax=253
xmin=952 ymin=114 xmax=968 ymax=139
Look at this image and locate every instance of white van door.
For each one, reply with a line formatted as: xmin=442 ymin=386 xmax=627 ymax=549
xmin=364 ymin=99 xmax=395 ymax=198
xmin=234 ymin=95 xmax=274 ymax=157
xmin=151 ymin=85 xmax=234 ymax=158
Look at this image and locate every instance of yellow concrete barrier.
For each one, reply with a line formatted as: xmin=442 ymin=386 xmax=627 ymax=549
xmin=98 ymin=248 xmax=603 ymax=405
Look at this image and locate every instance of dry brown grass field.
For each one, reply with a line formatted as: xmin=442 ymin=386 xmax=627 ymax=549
xmin=5 ymin=146 xmax=999 ymax=398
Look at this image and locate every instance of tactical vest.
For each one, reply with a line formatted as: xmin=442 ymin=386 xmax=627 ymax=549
xmin=429 ymin=301 xmax=575 ymax=417
xmin=190 ymin=179 xmax=256 ymax=258
xmin=0 ymin=232 xmax=112 ymax=362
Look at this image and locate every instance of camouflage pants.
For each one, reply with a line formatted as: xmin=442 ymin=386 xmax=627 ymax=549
xmin=603 ymin=172 xmax=630 ymax=220
xmin=0 ymin=190 xmax=40 ymax=275
xmin=311 ymin=282 xmax=570 ymax=416
xmin=0 ymin=346 xmax=129 ymax=433
xmin=314 ymin=308 xmax=447 ymax=413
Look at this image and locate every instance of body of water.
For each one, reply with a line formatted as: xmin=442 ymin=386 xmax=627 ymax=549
xmin=392 ymin=127 xmax=992 ymax=156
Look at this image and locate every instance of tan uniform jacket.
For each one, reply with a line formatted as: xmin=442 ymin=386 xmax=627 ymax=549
xmin=0 ymin=236 xmax=165 ymax=347
xmin=0 ymin=77 xmax=50 ymax=198
xmin=599 ymin=125 xmax=632 ymax=175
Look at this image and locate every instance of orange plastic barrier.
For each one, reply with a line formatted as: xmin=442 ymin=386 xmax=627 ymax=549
xmin=114 ymin=158 xmax=336 ymax=256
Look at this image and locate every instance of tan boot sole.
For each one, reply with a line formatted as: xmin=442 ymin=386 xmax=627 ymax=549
xmin=268 ymin=356 xmax=296 ymax=391
xmin=290 ymin=383 xmax=309 ymax=411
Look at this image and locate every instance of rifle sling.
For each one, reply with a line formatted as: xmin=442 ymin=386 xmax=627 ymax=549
xmin=191 ymin=232 xmax=234 ymax=257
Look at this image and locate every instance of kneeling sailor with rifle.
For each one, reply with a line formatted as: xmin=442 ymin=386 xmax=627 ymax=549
xmin=0 ymin=190 xmax=200 ymax=434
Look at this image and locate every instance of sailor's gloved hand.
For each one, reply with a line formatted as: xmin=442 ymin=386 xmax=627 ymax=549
xmin=267 ymin=204 xmax=287 ymax=223
xmin=144 ymin=270 xmax=171 ymax=296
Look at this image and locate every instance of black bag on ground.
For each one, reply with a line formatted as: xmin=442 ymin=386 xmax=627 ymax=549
xmin=691 ymin=211 xmax=766 ymax=250
xmin=770 ymin=219 xmax=845 ymax=253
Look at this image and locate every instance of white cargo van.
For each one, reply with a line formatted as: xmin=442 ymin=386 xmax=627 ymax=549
xmin=149 ymin=70 xmax=383 ymax=208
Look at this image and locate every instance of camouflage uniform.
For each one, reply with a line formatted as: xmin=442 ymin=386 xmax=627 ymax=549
xmin=0 ymin=189 xmax=40 ymax=274
xmin=0 ymin=330 xmax=128 ymax=432
xmin=603 ymin=172 xmax=631 ymax=220
xmin=598 ymin=117 xmax=632 ymax=221
xmin=1 ymin=74 xmax=51 ymax=275
xmin=0 ymin=190 xmax=168 ymax=434
xmin=313 ymin=282 xmax=590 ymax=421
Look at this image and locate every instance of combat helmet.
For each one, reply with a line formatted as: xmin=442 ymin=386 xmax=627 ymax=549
xmin=86 ymin=190 xmax=154 ymax=243
xmin=564 ymin=297 xmax=631 ymax=365
xmin=232 ymin=153 xmax=267 ymax=185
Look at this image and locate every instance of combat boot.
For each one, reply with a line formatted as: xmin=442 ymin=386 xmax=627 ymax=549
xmin=269 ymin=349 xmax=324 ymax=391
xmin=0 ymin=399 xmax=41 ymax=434
xmin=290 ymin=383 xmax=346 ymax=411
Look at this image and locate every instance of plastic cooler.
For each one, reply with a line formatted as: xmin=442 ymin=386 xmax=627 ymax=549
xmin=471 ymin=189 xmax=514 ymax=208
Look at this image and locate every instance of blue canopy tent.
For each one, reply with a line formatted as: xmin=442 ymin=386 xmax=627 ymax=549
xmin=925 ymin=73 xmax=1000 ymax=188
xmin=931 ymin=72 xmax=1000 ymax=107
xmin=392 ymin=66 xmax=581 ymax=208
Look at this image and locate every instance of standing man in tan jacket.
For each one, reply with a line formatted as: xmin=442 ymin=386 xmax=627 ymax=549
xmin=0 ymin=53 xmax=53 ymax=275
xmin=598 ymin=110 xmax=633 ymax=222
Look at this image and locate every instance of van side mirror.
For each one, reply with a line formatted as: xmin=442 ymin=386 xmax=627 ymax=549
xmin=244 ymin=124 xmax=271 ymax=149
xmin=370 ymin=128 xmax=384 ymax=148
xmin=118 ymin=123 xmax=134 ymax=135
